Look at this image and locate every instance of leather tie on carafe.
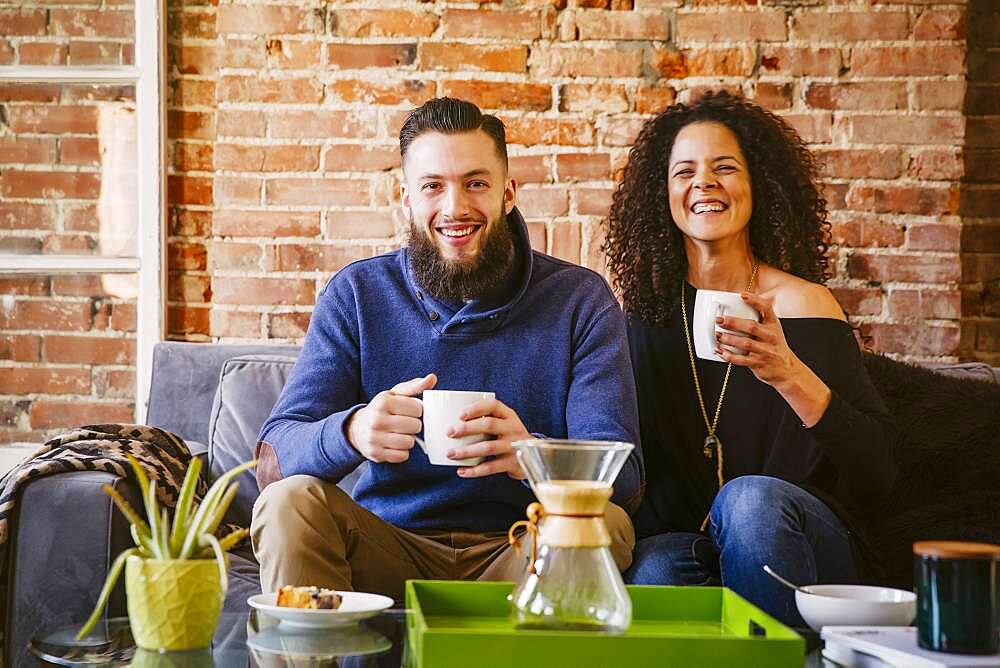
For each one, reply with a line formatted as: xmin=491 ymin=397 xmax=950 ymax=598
xmin=507 ymin=500 xmax=611 ymax=576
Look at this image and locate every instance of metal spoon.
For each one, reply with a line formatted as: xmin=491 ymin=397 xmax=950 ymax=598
xmin=763 ymin=565 xmax=812 ymax=595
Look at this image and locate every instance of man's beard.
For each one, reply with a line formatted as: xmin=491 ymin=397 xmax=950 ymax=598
xmin=407 ymin=213 xmax=519 ymax=304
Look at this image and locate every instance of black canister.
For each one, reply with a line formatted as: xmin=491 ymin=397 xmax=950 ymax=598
xmin=914 ymin=541 xmax=1000 ymax=655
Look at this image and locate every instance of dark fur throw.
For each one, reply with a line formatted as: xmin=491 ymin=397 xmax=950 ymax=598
xmin=862 ymin=353 xmax=1000 ymax=588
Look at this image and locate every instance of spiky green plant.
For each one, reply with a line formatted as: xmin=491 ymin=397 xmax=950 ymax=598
xmin=76 ymin=455 xmax=257 ymax=640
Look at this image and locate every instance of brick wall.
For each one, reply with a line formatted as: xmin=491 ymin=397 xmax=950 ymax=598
xmin=164 ymin=0 xmax=991 ymax=364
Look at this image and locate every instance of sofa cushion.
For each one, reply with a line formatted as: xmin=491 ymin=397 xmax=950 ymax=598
xmin=209 ymin=355 xmax=298 ymax=527
xmin=863 ymin=353 xmax=1000 ymax=588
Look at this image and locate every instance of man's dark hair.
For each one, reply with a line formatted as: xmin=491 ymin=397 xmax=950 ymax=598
xmin=399 ymin=97 xmax=508 ymax=169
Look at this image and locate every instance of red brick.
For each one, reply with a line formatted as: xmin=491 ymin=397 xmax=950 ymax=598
xmin=173 ymin=45 xmax=219 ymax=75
xmin=268 ymin=312 xmax=312 ymax=339
xmin=0 ymin=203 xmax=56 ymax=232
xmin=555 ymin=153 xmax=610 ymax=182
xmin=505 ymin=117 xmax=595 ymax=147
xmin=168 ymin=111 xmax=215 ymax=141
xmin=908 ymin=149 xmax=964 ymax=180
xmin=761 ymin=47 xmax=841 ymax=77
xmin=559 ymin=83 xmax=628 ymax=114
xmin=58 ymin=137 xmax=99 ymax=166
xmin=517 ymin=189 xmax=568 ymax=218
xmin=7 ymin=105 xmax=98 ymax=134
xmin=420 ymin=43 xmax=527 ymax=73
xmin=168 ymin=241 xmax=207 ymax=271
xmin=847 ymin=184 xmax=956 ymax=216
xmin=889 ymin=289 xmax=962 ymax=320
xmin=172 ymin=141 xmax=213 ymax=172
xmin=0 ymin=300 xmax=92 ymax=331
xmin=442 ymin=81 xmax=550 ymax=112
xmin=828 ymin=217 xmax=865 ymax=247
xmin=0 ymin=137 xmax=56 ymax=164
xmin=167 ymin=9 xmax=215 ymax=40
xmin=94 ymin=369 xmax=135 ymax=399
xmin=814 ymin=148 xmax=903 ymax=179
xmin=20 ymin=42 xmax=67 ymax=65
xmin=0 ymin=367 xmax=91 ymax=395
xmin=441 ymin=9 xmax=541 ymax=39
xmin=266 ymin=178 xmax=370 ymax=207
xmin=676 ymin=9 xmax=786 ymax=42
xmin=170 ymin=209 xmax=212 ymax=238
xmin=167 ymin=305 xmax=209 ymax=336
xmin=332 ymin=10 xmax=438 ymax=37
xmin=50 ymin=275 xmax=120 ymax=298
xmin=849 ymin=115 xmax=964 ymax=146
xmin=577 ymin=10 xmax=671 ymax=40
xmin=214 ymin=144 xmax=320 ymax=172
xmin=779 ymin=113 xmax=833 ymax=144
xmin=214 ymin=210 xmax=320 ymax=238
xmin=327 ymin=79 xmax=434 ymax=106
xmin=218 ymin=76 xmax=323 ymax=104
xmin=327 ymin=44 xmax=416 ymax=70
xmin=856 ymin=217 xmax=905 ymax=248
xmin=68 ymin=42 xmax=123 ymax=66
xmin=0 ymin=39 xmax=13 ymax=64
xmin=30 ymin=400 xmax=134 ymax=430
xmin=64 ymin=85 xmax=133 ymax=104
xmin=806 ymin=82 xmax=906 ymax=111
xmin=792 ymin=10 xmax=909 ymax=40
xmin=216 ymin=39 xmax=265 ymax=70
xmin=913 ymin=9 xmax=965 ymax=40
xmin=266 ymin=110 xmax=376 ymax=140
xmin=168 ymin=275 xmax=211 ymax=304
xmin=687 ymin=47 xmax=756 ymax=77
xmin=636 ymin=84 xmax=677 ymax=114
xmin=525 ymin=222 xmax=546 ymax=253
xmin=0 ymin=9 xmax=48 ymax=36
xmin=210 ymin=310 xmax=262 ymax=339
xmin=50 ymin=9 xmax=133 ymax=37
xmin=45 ymin=335 xmax=135 ymax=364
xmin=266 ymin=39 xmax=322 ymax=69
xmin=907 ymin=223 xmax=961 ymax=252
xmin=850 ymin=46 xmax=964 ymax=76
xmin=847 ymin=253 xmax=960 ymax=283
xmin=216 ymin=5 xmax=315 ymax=34
xmin=215 ymin=177 xmax=262 ymax=206
xmin=830 ymin=287 xmax=883 ymax=316
xmin=273 ymin=245 xmax=372 ymax=272
xmin=550 ymin=223 xmax=581 ymax=264
xmin=213 ymin=277 xmax=314 ymax=306
xmin=509 ymin=155 xmax=551 ymax=184
xmin=326 ymin=211 xmax=396 ymax=240
xmin=750 ymin=82 xmax=792 ymax=111
xmin=0 ymin=171 xmax=99 ymax=200
xmin=43 ymin=234 xmax=95 ymax=254
xmin=171 ymin=78 xmax=214 ymax=107
xmin=64 ymin=204 xmax=97 ymax=233
xmin=209 ymin=242 xmax=263 ymax=272
xmin=863 ymin=323 xmax=960 ymax=357
xmin=168 ymin=175 xmax=213 ymax=206
xmin=0 ymin=335 xmax=41 ymax=362
xmin=323 ymin=145 xmax=399 ymax=172
xmin=913 ymin=81 xmax=966 ymax=111
xmin=597 ymin=117 xmax=646 ymax=147
xmin=0 ymin=84 xmax=59 ymax=103
xmin=217 ymin=110 xmax=265 ymax=138
xmin=108 ymin=303 xmax=135 ymax=332
xmin=576 ymin=188 xmax=614 ymax=216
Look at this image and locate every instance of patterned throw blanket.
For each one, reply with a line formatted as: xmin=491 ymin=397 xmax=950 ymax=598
xmin=0 ymin=424 xmax=243 ymax=662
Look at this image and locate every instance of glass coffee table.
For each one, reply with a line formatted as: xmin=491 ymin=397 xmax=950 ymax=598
xmin=29 ymin=609 xmax=409 ymax=667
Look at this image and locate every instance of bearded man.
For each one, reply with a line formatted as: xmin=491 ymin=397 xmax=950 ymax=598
xmin=251 ymin=97 xmax=643 ymax=602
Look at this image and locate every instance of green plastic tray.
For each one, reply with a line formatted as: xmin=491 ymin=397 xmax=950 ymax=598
xmin=405 ymin=580 xmax=804 ymax=668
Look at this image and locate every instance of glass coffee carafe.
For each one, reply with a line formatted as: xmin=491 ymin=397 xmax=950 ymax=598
xmin=507 ymin=439 xmax=634 ymax=633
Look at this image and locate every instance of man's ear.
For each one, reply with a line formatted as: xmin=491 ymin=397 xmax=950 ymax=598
xmin=400 ymin=180 xmax=411 ymax=210
xmin=503 ymin=177 xmax=517 ymax=215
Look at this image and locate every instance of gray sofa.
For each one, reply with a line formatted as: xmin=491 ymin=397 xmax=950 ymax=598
xmin=7 ymin=341 xmax=1000 ymax=665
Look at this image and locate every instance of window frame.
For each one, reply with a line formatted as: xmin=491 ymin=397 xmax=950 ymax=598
xmin=0 ymin=1 xmax=167 ymax=422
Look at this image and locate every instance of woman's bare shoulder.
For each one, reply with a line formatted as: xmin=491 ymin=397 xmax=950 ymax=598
xmin=759 ymin=268 xmax=846 ymax=321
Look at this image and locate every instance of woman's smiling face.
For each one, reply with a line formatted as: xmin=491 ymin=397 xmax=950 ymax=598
xmin=667 ymin=121 xmax=753 ymax=245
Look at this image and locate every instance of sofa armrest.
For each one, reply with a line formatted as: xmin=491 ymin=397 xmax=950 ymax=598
xmin=5 ymin=472 xmax=140 ymax=667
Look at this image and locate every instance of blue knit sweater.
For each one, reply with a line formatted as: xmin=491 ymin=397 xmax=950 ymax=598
xmin=259 ymin=209 xmax=642 ymax=533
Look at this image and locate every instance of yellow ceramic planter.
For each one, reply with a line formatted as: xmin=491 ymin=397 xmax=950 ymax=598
xmin=125 ymin=556 xmax=224 ymax=651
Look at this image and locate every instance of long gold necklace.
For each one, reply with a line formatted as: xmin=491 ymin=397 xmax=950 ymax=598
xmin=679 ymin=261 xmax=759 ymax=490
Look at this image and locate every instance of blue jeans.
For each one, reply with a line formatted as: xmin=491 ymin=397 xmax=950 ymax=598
xmin=624 ymin=475 xmax=860 ymax=627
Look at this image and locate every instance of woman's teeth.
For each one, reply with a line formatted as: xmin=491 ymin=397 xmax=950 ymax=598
xmin=692 ymin=202 xmax=727 ymax=214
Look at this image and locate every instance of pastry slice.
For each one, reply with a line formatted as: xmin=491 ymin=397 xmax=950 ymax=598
xmin=276 ymin=585 xmax=342 ymax=610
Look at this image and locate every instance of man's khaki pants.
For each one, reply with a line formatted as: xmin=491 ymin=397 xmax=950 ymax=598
xmin=251 ymin=474 xmax=636 ymax=603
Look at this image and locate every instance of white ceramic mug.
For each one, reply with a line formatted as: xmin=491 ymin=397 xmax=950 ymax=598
xmin=692 ymin=289 xmax=761 ymax=362
xmin=418 ymin=390 xmax=494 ymax=466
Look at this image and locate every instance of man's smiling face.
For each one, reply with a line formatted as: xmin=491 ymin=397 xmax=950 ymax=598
xmin=401 ymin=129 xmax=515 ymax=267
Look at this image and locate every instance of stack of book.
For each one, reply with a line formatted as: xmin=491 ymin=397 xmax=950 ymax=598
xmin=821 ymin=627 xmax=1000 ymax=667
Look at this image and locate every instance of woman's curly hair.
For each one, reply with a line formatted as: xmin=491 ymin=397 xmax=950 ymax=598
xmin=604 ymin=91 xmax=832 ymax=327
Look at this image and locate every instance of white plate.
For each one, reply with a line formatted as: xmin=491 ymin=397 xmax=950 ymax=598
xmin=247 ymin=591 xmax=394 ymax=628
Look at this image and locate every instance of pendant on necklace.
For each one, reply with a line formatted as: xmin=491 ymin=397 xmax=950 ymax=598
xmin=703 ymin=434 xmax=720 ymax=459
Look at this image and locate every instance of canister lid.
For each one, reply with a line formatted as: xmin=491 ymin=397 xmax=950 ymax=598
xmin=913 ymin=541 xmax=1000 ymax=559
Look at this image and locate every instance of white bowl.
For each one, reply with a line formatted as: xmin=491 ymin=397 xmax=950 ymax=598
xmin=795 ymin=584 xmax=916 ymax=632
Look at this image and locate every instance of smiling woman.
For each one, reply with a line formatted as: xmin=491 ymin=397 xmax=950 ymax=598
xmin=604 ymin=91 xmax=897 ymax=629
